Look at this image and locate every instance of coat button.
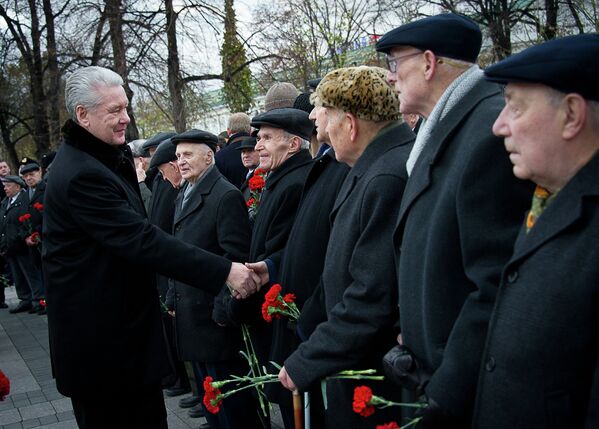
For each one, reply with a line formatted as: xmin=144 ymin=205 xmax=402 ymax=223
xmin=485 ymin=356 xmax=496 ymax=372
xmin=507 ymin=270 xmax=518 ymax=284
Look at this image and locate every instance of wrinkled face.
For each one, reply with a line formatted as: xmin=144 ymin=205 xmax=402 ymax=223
xmin=386 ymin=46 xmax=426 ymax=116
xmin=22 ymin=170 xmax=42 ymax=188
xmin=240 ymin=148 xmax=260 ymax=169
xmin=77 ymin=85 xmax=130 ymax=146
xmin=309 ymin=106 xmax=330 ymax=144
xmin=493 ymin=83 xmax=562 ymax=185
xmin=0 ymin=162 xmax=10 ymax=177
xmin=324 ymin=107 xmax=352 ymax=164
xmin=176 ymin=143 xmax=213 ymax=184
xmin=3 ymin=182 xmax=20 ymax=198
xmin=158 ymin=161 xmax=182 ymax=189
xmin=255 ymin=126 xmax=294 ymax=171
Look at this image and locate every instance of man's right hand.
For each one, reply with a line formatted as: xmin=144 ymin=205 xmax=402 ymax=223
xmin=226 ymin=262 xmax=261 ymax=299
xmin=244 ymin=261 xmax=269 ymax=285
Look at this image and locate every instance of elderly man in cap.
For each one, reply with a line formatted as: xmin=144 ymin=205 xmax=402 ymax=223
xmin=467 ymin=34 xmax=599 ymax=429
xmin=375 ymin=13 xmax=534 ymax=427
xmin=275 ymin=66 xmax=414 ymax=427
xmin=237 ymin=136 xmax=260 ymax=201
xmin=166 ymin=129 xmax=261 ymax=429
xmin=43 ymin=66 xmax=260 ymax=428
xmin=0 ymin=175 xmax=44 ymax=314
xmin=128 ymin=139 xmax=152 ymax=212
xmin=215 ymin=112 xmax=252 ymax=188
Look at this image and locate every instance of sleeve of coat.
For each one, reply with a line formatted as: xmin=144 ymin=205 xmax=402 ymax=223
xmin=66 ymin=171 xmax=232 ymax=295
xmin=216 ymin=189 xmax=251 ymax=263
xmin=284 ymin=174 xmax=403 ymax=390
xmin=585 ymin=350 xmax=599 ymax=428
xmin=424 ymin=128 xmax=534 ymax=414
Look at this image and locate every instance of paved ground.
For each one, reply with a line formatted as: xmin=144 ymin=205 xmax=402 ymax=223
xmin=0 ymin=286 xmax=284 ymax=429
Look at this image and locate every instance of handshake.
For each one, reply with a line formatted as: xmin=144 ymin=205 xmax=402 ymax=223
xmin=225 ymin=261 xmax=270 ymax=299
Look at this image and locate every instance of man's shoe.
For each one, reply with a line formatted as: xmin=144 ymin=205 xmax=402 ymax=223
xmin=164 ymin=386 xmax=191 ymax=397
xmin=188 ymin=403 xmax=206 ymax=418
xmin=197 ymin=423 xmax=210 ymax=429
xmin=179 ymin=395 xmax=201 ymax=408
xmin=9 ymin=301 xmax=32 ymax=314
xmin=28 ymin=305 xmax=42 ymax=314
xmin=0 ymin=302 xmax=8 ymax=309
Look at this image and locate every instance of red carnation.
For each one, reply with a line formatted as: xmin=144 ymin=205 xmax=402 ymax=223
xmin=39 ymin=299 xmax=46 ymax=308
xmin=248 ymin=174 xmax=265 ymax=191
xmin=202 ymin=376 xmax=223 ymax=414
xmin=0 ymin=370 xmax=10 ymax=401
xmin=33 ymin=202 xmax=44 ymax=212
xmin=29 ymin=232 xmax=41 ymax=243
xmin=254 ymin=168 xmax=266 ymax=176
xmin=18 ymin=213 xmax=32 ymax=223
xmin=246 ymin=197 xmax=255 ymax=208
xmin=265 ymin=284 xmax=282 ymax=304
xmin=352 ymin=385 xmax=375 ymax=417
xmin=262 ymin=301 xmax=274 ymax=322
xmin=376 ymin=422 xmax=400 ymax=429
xmin=283 ymin=293 xmax=296 ymax=303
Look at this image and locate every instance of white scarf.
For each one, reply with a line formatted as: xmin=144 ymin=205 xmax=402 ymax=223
xmin=406 ymin=66 xmax=484 ymax=175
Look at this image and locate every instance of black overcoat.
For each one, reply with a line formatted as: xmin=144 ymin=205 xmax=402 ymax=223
xmin=43 ymin=120 xmax=232 ymax=396
xmin=284 ymin=122 xmax=415 ymax=427
xmin=171 ymin=166 xmax=250 ymax=362
xmin=472 ymin=153 xmax=599 ymax=429
xmin=215 ymin=132 xmax=250 ymax=189
xmin=0 ymin=190 xmax=29 ymax=256
xmin=394 ymin=79 xmax=535 ymax=422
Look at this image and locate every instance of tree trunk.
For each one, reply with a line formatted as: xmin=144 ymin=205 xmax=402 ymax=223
xmin=106 ymin=0 xmax=139 ymax=140
xmin=165 ymin=0 xmax=186 ymax=132
xmin=541 ymin=0 xmax=558 ymax=39
xmin=43 ymin=0 xmax=61 ymax=150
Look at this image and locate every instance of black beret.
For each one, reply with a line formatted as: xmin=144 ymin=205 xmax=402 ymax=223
xmin=1 ymin=175 xmax=26 ymax=187
xmin=142 ymin=131 xmax=176 ymax=150
xmin=484 ymin=34 xmax=599 ymax=102
xmin=236 ymin=137 xmax=257 ymax=151
xmin=41 ymin=151 xmax=56 ymax=169
xmin=19 ymin=162 xmax=41 ymax=175
xmin=251 ymin=108 xmax=314 ymax=141
xmin=149 ymin=139 xmax=177 ymax=169
xmin=171 ymin=129 xmax=219 ymax=153
xmin=376 ymin=13 xmax=482 ymax=63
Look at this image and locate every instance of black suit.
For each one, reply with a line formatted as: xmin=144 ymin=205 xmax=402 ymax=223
xmin=43 ymin=120 xmax=231 ymax=400
xmin=393 ymin=79 xmax=534 ymax=425
xmin=472 ymin=153 xmax=599 ymax=429
xmin=215 ymin=132 xmax=250 ymax=189
xmin=285 ymin=122 xmax=415 ymax=427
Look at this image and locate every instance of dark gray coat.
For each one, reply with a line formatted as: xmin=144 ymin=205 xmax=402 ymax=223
xmin=171 ymin=166 xmax=250 ymax=362
xmin=0 ymin=190 xmax=29 ymax=256
xmin=43 ymin=121 xmax=232 ymax=396
xmin=472 ymin=153 xmax=599 ymax=429
xmin=285 ymin=122 xmax=414 ymax=426
xmin=394 ymin=78 xmax=535 ymax=423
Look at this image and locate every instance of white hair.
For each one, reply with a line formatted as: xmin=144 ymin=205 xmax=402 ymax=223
xmin=65 ymin=66 xmax=124 ymax=122
xmin=282 ymin=131 xmax=310 ymax=150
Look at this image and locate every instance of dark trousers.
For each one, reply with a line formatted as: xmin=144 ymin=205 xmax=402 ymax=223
xmin=71 ymin=384 xmax=167 ymax=429
xmin=7 ymin=253 xmax=43 ymax=303
xmin=278 ymin=386 xmax=326 ymax=429
xmin=194 ymin=360 xmax=265 ymax=429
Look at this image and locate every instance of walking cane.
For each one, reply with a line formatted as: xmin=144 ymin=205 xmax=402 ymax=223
xmin=293 ymin=389 xmax=303 ymax=429
xmin=304 ymin=391 xmax=311 ymax=429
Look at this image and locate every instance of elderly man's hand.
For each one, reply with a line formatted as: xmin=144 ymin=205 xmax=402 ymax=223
xmin=278 ymin=366 xmax=297 ymax=391
xmin=245 ymin=261 xmax=269 ymax=285
xmin=226 ymin=262 xmax=261 ymax=299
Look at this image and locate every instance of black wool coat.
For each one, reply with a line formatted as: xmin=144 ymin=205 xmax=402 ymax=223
xmin=171 ymin=166 xmax=250 ymax=362
xmin=394 ymin=79 xmax=535 ymax=423
xmin=284 ymin=123 xmax=414 ymax=427
xmin=472 ymin=152 xmax=599 ymax=429
xmin=43 ymin=120 xmax=232 ymax=397
xmin=215 ymin=132 xmax=250 ymax=189
xmin=0 ymin=190 xmax=30 ymax=256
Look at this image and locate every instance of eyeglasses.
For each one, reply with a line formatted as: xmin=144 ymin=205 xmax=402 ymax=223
xmin=386 ymin=51 xmax=422 ymax=73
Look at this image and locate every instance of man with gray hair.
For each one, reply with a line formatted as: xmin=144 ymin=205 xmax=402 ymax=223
xmin=215 ymin=112 xmax=251 ymax=188
xmin=376 ymin=14 xmax=533 ymax=427
xmin=43 ymin=65 xmax=260 ymax=428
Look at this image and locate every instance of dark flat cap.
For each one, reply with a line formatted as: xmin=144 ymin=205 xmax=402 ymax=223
xmin=236 ymin=137 xmax=257 ymax=151
xmin=293 ymin=92 xmax=315 ymax=116
xmin=1 ymin=175 xmax=26 ymax=187
xmin=251 ymin=108 xmax=314 ymax=141
xmin=171 ymin=129 xmax=219 ymax=153
xmin=485 ymin=34 xmax=599 ymax=102
xmin=142 ymin=131 xmax=176 ymax=150
xmin=19 ymin=162 xmax=41 ymax=175
xmin=41 ymin=151 xmax=56 ymax=169
xmin=149 ymin=139 xmax=177 ymax=169
xmin=376 ymin=13 xmax=482 ymax=62
xmin=307 ymin=78 xmax=322 ymax=90
xmin=20 ymin=157 xmax=38 ymax=167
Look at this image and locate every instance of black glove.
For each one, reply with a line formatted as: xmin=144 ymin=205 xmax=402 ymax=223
xmin=382 ymin=344 xmax=431 ymax=395
xmin=414 ymin=397 xmax=466 ymax=429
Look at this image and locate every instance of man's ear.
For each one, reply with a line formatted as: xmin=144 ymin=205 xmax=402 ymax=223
xmin=561 ymin=94 xmax=587 ymax=140
xmin=76 ymin=105 xmax=89 ymax=128
xmin=422 ymin=50 xmax=438 ymax=82
xmin=347 ymin=113 xmax=359 ymax=142
xmin=289 ymin=136 xmax=302 ymax=153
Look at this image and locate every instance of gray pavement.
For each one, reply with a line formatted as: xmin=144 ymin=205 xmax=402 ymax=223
xmin=1 ymin=286 xmax=284 ymax=429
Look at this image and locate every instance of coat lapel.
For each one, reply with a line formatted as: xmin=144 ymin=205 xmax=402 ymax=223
xmin=397 ymin=79 xmax=501 ymax=225
xmin=173 ymin=167 xmax=219 ymax=225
